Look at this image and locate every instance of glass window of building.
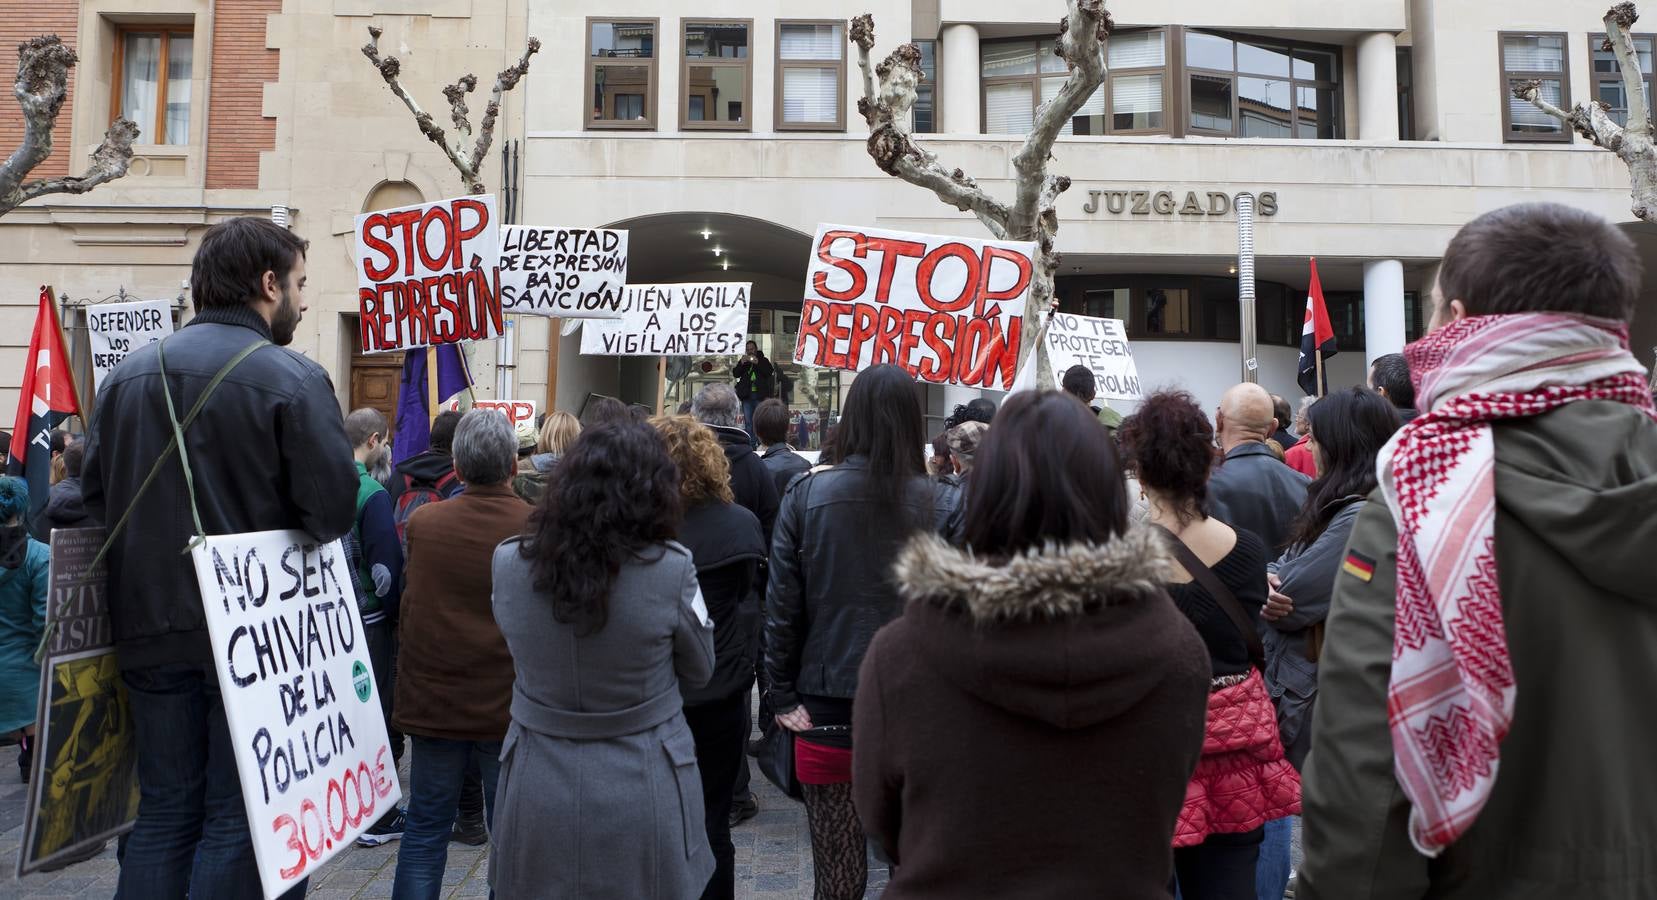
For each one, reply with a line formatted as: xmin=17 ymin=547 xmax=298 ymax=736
xmin=115 ymin=27 xmax=193 ymax=145
xmin=1184 ymin=31 xmax=1341 ymax=139
xmin=1590 ymin=33 xmax=1655 ymax=127
xmin=912 ymin=40 xmax=938 ymax=132
xmin=683 ymin=21 xmax=752 ymax=130
xmin=777 ymin=21 xmax=845 ymax=130
xmin=586 ymin=19 xmax=657 ymax=129
xmin=981 ymin=31 xmax=1165 ymax=136
xmin=1501 ymin=32 xmax=1570 ymax=141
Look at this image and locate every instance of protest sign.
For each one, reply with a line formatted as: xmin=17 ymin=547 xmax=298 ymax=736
xmin=17 ymin=527 xmax=139 ymax=877
xmin=445 ymin=398 xmax=538 ymax=428
xmin=797 ymin=224 xmax=1032 ymax=391
xmin=355 ymin=195 xmax=505 ymax=354
xmin=579 ymin=283 xmax=751 ymax=356
xmin=1011 ymin=313 xmax=1142 ymax=400
xmin=498 ymin=226 xmax=627 ymax=318
xmin=191 ymin=532 xmax=399 ymax=899
xmin=87 ymin=300 xmax=173 ymax=392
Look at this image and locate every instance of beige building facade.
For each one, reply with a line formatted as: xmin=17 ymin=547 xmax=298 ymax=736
xmin=526 ymin=0 xmax=1657 ymax=431
xmin=0 ymin=0 xmax=543 ymax=430
xmin=1 ymin=0 xmax=1654 ymax=436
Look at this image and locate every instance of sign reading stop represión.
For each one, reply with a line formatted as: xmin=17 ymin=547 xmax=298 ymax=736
xmin=797 ymin=224 xmax=1033 ymax=391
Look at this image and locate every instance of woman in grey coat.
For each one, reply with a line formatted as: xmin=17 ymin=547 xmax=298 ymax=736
xmin=1261 ymin=387 xmax=1401 ymax=769
xmin=490 ymin=420 xmax=718 ymax=899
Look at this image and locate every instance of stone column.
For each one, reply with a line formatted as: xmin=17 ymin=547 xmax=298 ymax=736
xmin=941 ymin=24 xmax=981 ymax=134
xmin=1363 ymin=259 xmax=1407 ymax=366
xmin=1357 ymin=32 xmax=1399 ymax=141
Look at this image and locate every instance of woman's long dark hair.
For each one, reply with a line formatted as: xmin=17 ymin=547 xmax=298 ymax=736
xmin=963 ymin=391 xmax=1129 ymax=557
xmin=830 ymin=364 xmax=926 ymax=506
xmin=519 ymin=421 xmax=682 ymax=634
xmin=1287 ymin=387 xmax=1401 ymax=549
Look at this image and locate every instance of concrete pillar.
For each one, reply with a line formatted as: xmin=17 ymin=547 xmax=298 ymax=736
xmin=1363 ymin=259 xmax=1407 ymax=366
xmin=941 ymin=24 xmax=981 ymax=134
xmin=1357 ymin=32 xmax=1399 ymax=141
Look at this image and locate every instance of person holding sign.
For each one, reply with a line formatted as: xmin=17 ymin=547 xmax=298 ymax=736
xmin=81 ymin=217 xmax=358 ymax=898
xmin=392 ymin=411 xmax=531 ymax=899
xmin=489 ymin=421 xmax=716 ymax=898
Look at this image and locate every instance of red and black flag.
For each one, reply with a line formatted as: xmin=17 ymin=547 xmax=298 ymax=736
xmin=8 ymin=287 xmax=82 ymax=522
xmin=1297 ymin=257 xmax=1337 ymax=397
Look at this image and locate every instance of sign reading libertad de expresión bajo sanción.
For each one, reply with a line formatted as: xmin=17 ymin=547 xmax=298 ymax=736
xmin=797 ymin=224 xmax=1033 ymax=391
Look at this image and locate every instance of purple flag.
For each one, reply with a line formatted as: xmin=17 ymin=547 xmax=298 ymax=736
xmin=392 ymin=344 xmax=472 ymax=464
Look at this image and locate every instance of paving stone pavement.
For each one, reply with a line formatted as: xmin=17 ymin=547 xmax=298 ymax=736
xmin=0 ymin=736 xmax=888 ymax=900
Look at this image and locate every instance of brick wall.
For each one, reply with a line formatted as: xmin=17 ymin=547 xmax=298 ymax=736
xmin=205 ymin=0 xmax=279 ymax=189
xmin=0 ymin=2 xmax=84 ymax=182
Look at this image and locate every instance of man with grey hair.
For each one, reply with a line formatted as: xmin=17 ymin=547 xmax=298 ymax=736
xmin=1283 ymin=395 xmax=1320 ymax=477
xmin=692 ymin=382 xmax=778 ymax=543
xmin=392 ymin=410 xmax=530 ymax=893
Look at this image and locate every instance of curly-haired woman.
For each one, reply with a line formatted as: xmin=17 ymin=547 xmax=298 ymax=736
xmin=489 ymin=421 xmax=717 ymax=899
xmin=1118 ymin=391 xmax=1301 ymax=900
xmin=653 ymin=415 xmax=765 ymax=900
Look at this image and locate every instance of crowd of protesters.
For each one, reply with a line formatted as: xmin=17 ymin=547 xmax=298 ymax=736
xmin=0 ymin=199 xmax=1652 ymax=900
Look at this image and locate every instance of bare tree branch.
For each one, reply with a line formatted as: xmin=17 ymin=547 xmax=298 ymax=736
xmin=850 ymin=17 xmax=1010 ymax=238
xmin=1518 ymin=3 xmax=1657 ymax=220
xmin=851 ymin=2 xmax=1108 ymax=387
xmin=362 ymin=26 xmax=540 ymax=195
xmin=0 ymin=35 xmax=137 ymax=218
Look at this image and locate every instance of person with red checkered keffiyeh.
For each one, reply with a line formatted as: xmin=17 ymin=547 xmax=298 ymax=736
xmin=1298 ymin=203 xmax=1657 ymax=900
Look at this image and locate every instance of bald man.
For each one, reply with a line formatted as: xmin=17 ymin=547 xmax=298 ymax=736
xmin=1208 ymin=383 xmax=1310 ymax=555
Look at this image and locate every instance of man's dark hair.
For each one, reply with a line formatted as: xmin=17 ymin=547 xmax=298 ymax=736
xmin=944 ymin=397 xmax=998 ymax=429
xmin=1438 ymin=203 xmax=1640 ymax=322
xmin=1270 ymin=394 xmax=1292 ymax=433
xmin=190 ymin=217 xmax=310 ymax=312
xmin=1369 ymin=353 xmax=1415 ymax=410
xmin=581 ymin=396 xmax=631 ymax=429
xmin=61 ymin=441 xmax=84 ymax=478
xmin=49 ymin=429 xmax=69 ymax=455
xmin=964 ymin=391 xmax=1128 ymax=556
xmin=429 ymin=409 xmax=463 ymax=454
xmin=344 ymin=408 xmax=388 ymax=450
xmin=753 ymin=398 xmax=791 ymax=446
xmin=1061 ymin=365 xmax=1097 ymax=403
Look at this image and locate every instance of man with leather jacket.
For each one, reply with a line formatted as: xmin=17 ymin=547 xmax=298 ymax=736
xmin=82 ymin=217 xmax=357 ymax=898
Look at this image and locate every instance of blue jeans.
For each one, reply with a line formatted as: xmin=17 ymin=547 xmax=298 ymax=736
xmin=116 ymin=663 xmax=306 ymax=900
xmin=1256 ymin=816 xmax=1294 ymax=900
xmin=391 ymin=735 xmax=501 ymax=900
xmin=740 ymin=397 xmax=760 ymax=446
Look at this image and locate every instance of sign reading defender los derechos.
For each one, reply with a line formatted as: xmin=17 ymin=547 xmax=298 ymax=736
xmin=18 ymin=527 xmax=139 ymax=878
xmin=798 ymin=224 xmax=1031 ymax=391
xmin=87 ymin=299 xmax=174 ymax=392
xmin=355 ymin=195 xmax=505 ymax=354
xmin=191 ymin=531 xmax=399 ymax=899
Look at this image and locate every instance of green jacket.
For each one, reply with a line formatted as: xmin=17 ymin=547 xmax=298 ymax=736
xmin=1299 ymin=400 xmax=1657 ymax=900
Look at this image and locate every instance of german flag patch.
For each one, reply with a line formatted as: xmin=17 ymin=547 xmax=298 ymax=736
xmin=1342 ymin=550 xmax=1376 ymax=583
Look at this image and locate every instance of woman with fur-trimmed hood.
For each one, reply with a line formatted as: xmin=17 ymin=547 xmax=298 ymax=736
xmin=852 ymin=390 xmax=1211 ymax=899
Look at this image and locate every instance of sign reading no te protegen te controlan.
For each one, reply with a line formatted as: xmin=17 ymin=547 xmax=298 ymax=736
xmin=1081 ymin=189 xmax=1279 ymax=217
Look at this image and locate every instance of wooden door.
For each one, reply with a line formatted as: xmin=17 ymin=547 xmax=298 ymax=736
xmin=351 ymin=352 xmax=403 ymax=431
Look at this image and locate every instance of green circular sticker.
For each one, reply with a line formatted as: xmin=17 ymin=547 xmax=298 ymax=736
xmin=353 ymin=660 xmax=372 ymax=703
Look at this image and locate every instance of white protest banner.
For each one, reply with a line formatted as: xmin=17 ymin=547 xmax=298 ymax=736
xmin=498 ymin=226 xmax=627 ymax=318
xmin=1013 ymin=313 xmax=1142 ymax=400
xmin=87 ymin=300 xmax=173 ymax=392
xmin=355 ymin=195 xmax=505 ymax=354
xmin=191 ymin=532 xmax=399 ymax=899
xmin=579 ymin=283 xmax=751 ymax=356
xmin=445 ymin=398 xmax=539 ymax=428
xmin=797 ymin=224 xmax=1032 ymax=391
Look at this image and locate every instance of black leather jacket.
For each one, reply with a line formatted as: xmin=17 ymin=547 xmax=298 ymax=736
xmin=763 ymin=456 xmax=961 ymax=712
xmin=82 ymin=305 xmax=358 ymax=670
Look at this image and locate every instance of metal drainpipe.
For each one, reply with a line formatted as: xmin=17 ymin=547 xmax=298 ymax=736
xmin=1235 ymin=192 xmax=1258 ymax=384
